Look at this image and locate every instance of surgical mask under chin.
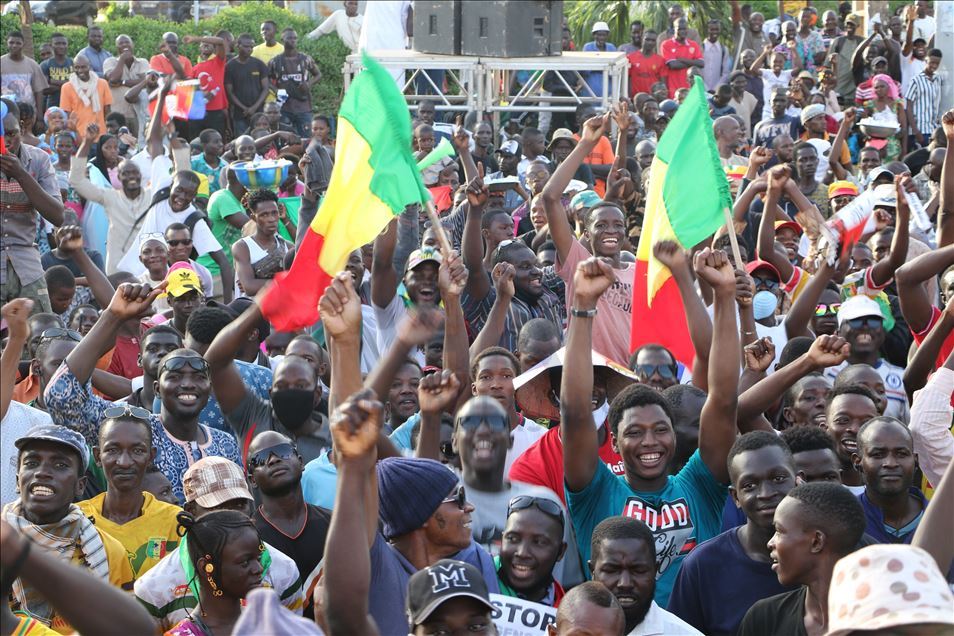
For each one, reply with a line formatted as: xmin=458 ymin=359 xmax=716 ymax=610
xmin=592 ymin=401 xmax=610 ymax=428
xmin=753 ymin=290 xmax=779 ymax=320
xmin=271 ymin=388 xmax=315 ymax=430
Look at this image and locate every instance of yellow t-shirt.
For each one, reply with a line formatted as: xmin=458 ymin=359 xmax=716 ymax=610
xmin=252 ymin=42 xmax=283 ymax=102
xmin=77 ymin=492 xmax=182 ymax=579
xmin=12 ymin=612 xmax=61 ymax=636
xmin=48 ymin=527 xmax=134 ymax=635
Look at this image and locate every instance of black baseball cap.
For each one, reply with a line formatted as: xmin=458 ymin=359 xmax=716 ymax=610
xmin=406 ymin=560 xmax=494 ymax=627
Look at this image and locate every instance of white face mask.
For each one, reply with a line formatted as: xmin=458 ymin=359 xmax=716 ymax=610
xmin=592 ymin=401 xmax=610 ymax=428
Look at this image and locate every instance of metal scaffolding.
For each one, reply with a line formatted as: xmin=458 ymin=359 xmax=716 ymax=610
xmin=342 ymin=50 xmax=630 ymax=124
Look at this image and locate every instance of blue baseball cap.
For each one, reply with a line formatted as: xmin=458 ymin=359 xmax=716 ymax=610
xmin=15 ymin=424 xmax=90 ymax=469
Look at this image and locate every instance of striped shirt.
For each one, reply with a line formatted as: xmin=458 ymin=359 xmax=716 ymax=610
xmin=905 ymin=71 xmax=942 ymax=135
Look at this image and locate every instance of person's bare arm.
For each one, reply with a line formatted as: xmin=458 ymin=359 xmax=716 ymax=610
xmin=756 ymin=165 xmax=796 ymax=282
xmin=904 ymin=301 xmax=953 ymax=398
xmin=737 ymin=335 xmax=849 ymax=428
xmin=450 ymin=122 xmax=477 ymax=184
xmin=69 ymin=126 xmax=107 ymax=204
xmin=182 ymin=34 xmax=228 ymax=59
xmin=543 ymin=111 xmax=612 ymax=263
xmin=209 ymin=250 xmax=234 ymax=303
xmin=320 ymin=273 xmax=364 ymax=415
xmin=53 ymin=226 xmax=114 ymax=309
xmin=461 ymin=170 xmax=491 ymax=302
xmin=90 ymin=369 xmax=133 ymax=400
xmin=748 ymin=44 xmax=771 ymax=73
xmin=416 ymin=370 xmax=460 ymax=460
xmin=469 ymin=263 xmax=514 ymax=358
xmin=204 ymin=299 xmax=259 ymax=415
xmin=653 ymin=241 xmax=712 ymax=392
xmin=694 ymin=248 xmax=742 ymax=483
xmin=737 ymin=337 xmax=778 ymax=433
xmin=938 ymin=110 xmax=954 ymax=248
xmin=363 ymin=304 xmax=444 ymax=407
xmin=562 ymin=258 xmax=617 ymax=492
xmin=0 ymin=153 xmax=63 ymax=227
xmin=323 ymin=389 xmax=383 ymax=636
xmin=0 ymin=520 xmax=154 ymax=635
xmin=912 ymin=456 xmax=954 ymax=574
xmin=231 ymin=240 xmax=260 ymax=297
xmin=825 ymin=108 xmax=854 ymax=181
xmin=851 ymin=31 xmax=878 ymax=71
xmin=370 ymin=220 xmax=400 ymax=309
xmin=902 ymin=4 xmax=917 ymax=56
xmin=869 ymin=175 xmax=911 ymax=287
xmin=433 ymin=252 xmax=471 ymax=410
xmin=896 ymin=245 xmax=954 ymax=333
xmin=0 ymin=299 xmax=32 ymax=421
xmin=147 ymin=77 xmax=173 ymax=159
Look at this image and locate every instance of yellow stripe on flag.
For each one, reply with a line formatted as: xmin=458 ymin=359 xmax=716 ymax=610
xmin=312 ymin=118 xmax=401 ymax=276
xmin=636 ymin=158 xmax=678 ymax=303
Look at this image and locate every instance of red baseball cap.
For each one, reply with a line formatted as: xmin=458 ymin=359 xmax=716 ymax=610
xmin=745 ymin=259 xmax=781 ymax=280
xmin=774 ymin=220 xmax=803 ymax=236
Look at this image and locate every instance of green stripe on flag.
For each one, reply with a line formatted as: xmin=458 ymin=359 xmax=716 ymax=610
xmin=655 ymin=77 xmax=731 ymax=248
xmin=338 ymin=54 xmax=429 ymax=213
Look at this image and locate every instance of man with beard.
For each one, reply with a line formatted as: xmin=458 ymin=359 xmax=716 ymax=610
xmin=736 ymin=482 xmax=866 ymax=636
xmin=205 ymin=301 xmax=330 ymax=464
xmin=469 ymin=121 xmax=499 ymax=176
xmin=669 ymin=432 xmax=797 ymax=636
xmin=590 ymin=516 xmax=700 ymax=634
xmin=247 ymin=430 xmax=331 ymax=619
xmin=714 ymin=115 xmax=747 ymax=169
xmin=5 ymin=424 xmax=134 ymax=633
xmin=854 ymin=417 xmax=926 ymax=544
xmin=44 ymin=283 xmax=241 ymax=503
xmin=495 ymin=496 xmax=567 ymax=607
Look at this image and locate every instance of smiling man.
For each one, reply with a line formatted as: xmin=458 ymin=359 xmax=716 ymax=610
xmin=495 ymin=495 xmax=567 ymax=607
xmin=737 ymin=482 xmax=866 ymax=636
xmin=669 ymin=432 xmax=796 ymax=636
xmin=77 ymin=408 xmax=182 ymax=579
xmin=823 ymin=384 xmax=880 ymax=494
xmin=6 ymin=424 xmax=133 ymax=632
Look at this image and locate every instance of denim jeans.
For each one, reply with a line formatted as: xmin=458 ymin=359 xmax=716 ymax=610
xmin=281 ymin=110 xmax=311 ymax=138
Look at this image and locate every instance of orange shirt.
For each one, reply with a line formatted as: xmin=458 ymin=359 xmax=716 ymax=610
xmin=573 ymin=134 xmax=615 ymax=197
xmin=149 ymin=54 xmax=193 ymax=78
xmin=60 ymin=78 xmax=113 ymax=142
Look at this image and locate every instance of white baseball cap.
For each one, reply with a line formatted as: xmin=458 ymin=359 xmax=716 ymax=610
xmin=837 ymin=295 xmax=883 ymax=326
xmin=592 ymin=21 xmax=610 ymax=33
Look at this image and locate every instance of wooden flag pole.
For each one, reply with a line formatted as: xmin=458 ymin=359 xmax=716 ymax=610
xmin=424 ymin=198 xmax=454 ymax=257
xmin=722 ymin=206 xmax=744 ymax=268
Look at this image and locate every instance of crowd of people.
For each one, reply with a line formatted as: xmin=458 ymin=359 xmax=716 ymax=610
xmin=0 ymin=1 xmax=953 ymax=635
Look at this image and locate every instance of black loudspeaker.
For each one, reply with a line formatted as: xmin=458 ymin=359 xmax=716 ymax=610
xmin=460 ymin=0 xmax=563 ymax=57
xmin=413 ymin=0 xmax=462 ymax=55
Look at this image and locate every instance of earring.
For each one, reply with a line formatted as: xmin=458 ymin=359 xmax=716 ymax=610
xmin=203 ymin=558 xmax=223 ymax=597
xmin=258 ymin=543 xmax=265 ymax=553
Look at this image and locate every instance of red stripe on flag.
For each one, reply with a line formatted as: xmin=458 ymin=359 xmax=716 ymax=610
xmin=259 ymin=230 xmax=333 ymax=332
xmin=630 ymin=259 xmax=695 ymax=370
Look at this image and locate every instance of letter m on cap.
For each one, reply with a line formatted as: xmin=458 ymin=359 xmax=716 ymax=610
xmin=428 ymin=563 xmax=470 ymax=593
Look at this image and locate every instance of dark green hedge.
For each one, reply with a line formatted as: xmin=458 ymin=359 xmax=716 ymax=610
xmin=1 ymin=3 xmax=349 ymax=115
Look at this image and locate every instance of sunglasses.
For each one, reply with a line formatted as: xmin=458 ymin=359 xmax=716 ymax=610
xmin=442 ymin=485 xmax=467 ymax=510
xmin=814 ymin=303 xmax=842 ymax=317
xmin=247 ymin=443 xmax=297 ymax=473
xmin=139 ymin=232 xmax=165 ymax=243
xmin=752 ymin=276 xmax=780 ymax=290
xmin=103 ymin=404 xmax=152 ymax=421
xmin=439 ymin=441 xmax=457 ymax=459
xmin=166 ymin=238 xmax=193 ymax=247
xmin=847 ymin=316 xmax=883 ymax=330
xmin=158 ymin=356 xmax=209 ymax=377
xmin=456 ymin=414 xmax=509 ymax=432
xmin=634 ymin=364 xmax=676 ymax=379
xmin=39 ymin=327 xmax=82 ymax=342
xmin=507 ymin=495 xmax=565 ymax=528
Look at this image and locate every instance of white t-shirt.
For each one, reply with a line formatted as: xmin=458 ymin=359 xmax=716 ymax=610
xmin=805 ymin=137 xmax=834 ymax=183
xmin=372 ymin=293 xmax=424 ymax=365
xmin=913 ymin=16 xmax=936 ymax=43
xmin=506 ymin=418 xmax=548 ymax=476
xmin=900 ymin=54 xmax=927 ymax=97
xmin=1 ymin=403 xmax=53 ymax=506
xmin=759 ymin=69 xmax=793 ymax=120
xmin=358 ymin=0 xmax=410 ymax=52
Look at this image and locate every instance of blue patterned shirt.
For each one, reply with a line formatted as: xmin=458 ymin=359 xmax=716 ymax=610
xmin=45 ymin=362 xmax=241 ymax=504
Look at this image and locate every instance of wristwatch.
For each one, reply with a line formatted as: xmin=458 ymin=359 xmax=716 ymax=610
xmin=570 ymin=307 xmax=597 ymax=318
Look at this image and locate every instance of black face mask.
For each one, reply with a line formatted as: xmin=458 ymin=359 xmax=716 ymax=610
xmin=271 ymin=388 xmax=315 ymax=431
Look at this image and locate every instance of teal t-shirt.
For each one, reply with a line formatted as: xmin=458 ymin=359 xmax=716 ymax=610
xmin=566 ymin=449 xmax=727 ymax=608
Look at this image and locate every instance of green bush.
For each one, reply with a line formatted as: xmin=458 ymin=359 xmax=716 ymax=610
xmin=1 ymin=3 xmax=349 ymax=115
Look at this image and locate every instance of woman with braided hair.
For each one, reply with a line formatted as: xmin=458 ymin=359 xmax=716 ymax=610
xmin=232 ymin=188 xmax=295 ymax=298
xmin=164 ymin=510 xmax=265 ymax=636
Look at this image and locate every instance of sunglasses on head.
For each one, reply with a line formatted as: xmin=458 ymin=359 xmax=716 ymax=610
xmin=158 ymin=356 xmax=209 ymax=377
xmin=752 ymin=276 xmax=779 ymax=290
xmin=847 ymin=316 xmax=883 ymax=330
xmin=443 ymin=485 xmax=467 ymax=510
xmin=39 ymin=327 xmax=82 ymax=342
xmin=507 ymin=495 xmax=565 ymax=528
xmin=247 ymin=443 xmax=297 ymax=473
xmin=103 ymin=404 xmax=152 ymax=422
xmin=166 ymin=238 xmax=192 ymax=247
xmin=634 ymin=363 xmax=676 ymax=379
xmin=456 ymin=414 xmax=509 ymax=432
xmin=814 ymin=303 xmax=842 ymax=317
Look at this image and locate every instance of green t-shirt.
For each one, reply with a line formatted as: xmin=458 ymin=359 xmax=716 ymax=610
xmin=199 ymin=189 xmax=245 ymax=276
xmin=566 ymin=449 xmax=727 ymax=608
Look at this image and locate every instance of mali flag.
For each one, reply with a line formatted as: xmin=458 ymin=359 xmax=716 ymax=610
xmin=260 ymin=54 xmax=428 ymax=331
xmin=630 ymin=77 xmax=731 ymax=368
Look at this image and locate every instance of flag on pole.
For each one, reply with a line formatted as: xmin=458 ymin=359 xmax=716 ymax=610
xmin=165 ymin=80 xmax=207 ymax=121
xmin=630 ymin=77 xmax=731 ymax=368
xmin=259 ymin=53 xmax=429 ymax=331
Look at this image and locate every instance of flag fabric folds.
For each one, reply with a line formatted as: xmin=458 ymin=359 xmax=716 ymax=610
xmin=259 ymin=53 xmax=429 ymax=331
xmin=148 ymin=80 xmax=208 ymax=125
xmin=630 ymin=77 xmax=731 ymax=368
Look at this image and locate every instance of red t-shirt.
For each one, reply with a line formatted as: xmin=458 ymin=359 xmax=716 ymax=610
xmin=659 ymin=37 xmax=702 ymax=95
xmin=193 ymin=55 xmax=228 ymax=112
xmin=149 ymin=54 xmax=193 ymax=78
xmin=106 ymin=335 xmax=141 ymax=380
xmin=912 ymin=305 xmax=954 ymax=376
xmin=627 ymin=51 xmax=668 ymax=97
xmin=508 ymin=424 xmax=625 ymax=505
